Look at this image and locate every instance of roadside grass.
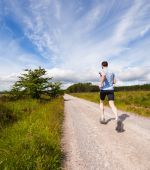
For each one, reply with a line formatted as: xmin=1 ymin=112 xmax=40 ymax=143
xmin=70 ymin=91 xmax=150 ymax=117
xmin=0 ymin=97 xmax=64 ymax=170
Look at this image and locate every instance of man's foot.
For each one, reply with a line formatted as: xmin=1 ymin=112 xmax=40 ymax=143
xmin=100 ymin=118 xmax=106 ymax=124
xmin=117 ymin=118 xmax=122 ymax=125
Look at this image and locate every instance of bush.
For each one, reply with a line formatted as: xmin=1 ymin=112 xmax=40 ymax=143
xmin=0 ymin=103 xmax=17 ymax=128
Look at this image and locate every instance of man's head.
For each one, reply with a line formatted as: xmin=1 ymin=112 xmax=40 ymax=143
xmin=101 ymin=61 xmax=108 ymax=68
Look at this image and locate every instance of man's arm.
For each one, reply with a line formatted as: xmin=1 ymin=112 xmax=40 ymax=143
xmin=113 ymin=78 xmax=116 ymax=84
xmin=113 ymin=74 xmax=116 ymax=84
xmin=99 ymin=73 xmax=106 ymax=88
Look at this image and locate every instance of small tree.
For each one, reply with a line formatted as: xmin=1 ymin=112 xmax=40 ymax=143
xmin=48 ymin=82 xmax=62 ymax=98
xmin=12 ymin=67 xmax=52 ymax=99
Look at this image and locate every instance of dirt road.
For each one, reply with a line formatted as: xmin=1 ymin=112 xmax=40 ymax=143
xmin=62 ymin=94 xmax=150 ymax=170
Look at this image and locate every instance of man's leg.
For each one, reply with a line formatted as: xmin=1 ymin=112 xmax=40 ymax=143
xmin=109 ymin=100 xmax=118 ymax=121
xmin=100 ymin=91 xmax=106 ymax=124
xmin=100 ymin=100 xmax=105 ymax=120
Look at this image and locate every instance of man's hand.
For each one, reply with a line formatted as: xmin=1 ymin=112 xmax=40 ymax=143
xmin=99 ymin=72 xmax=102 ymax=77
xmin=99 ymin=83 xmax=102 ymax=89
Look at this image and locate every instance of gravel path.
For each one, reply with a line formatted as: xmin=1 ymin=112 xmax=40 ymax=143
xmin=61 ymin=94 xmax=150 ymax=170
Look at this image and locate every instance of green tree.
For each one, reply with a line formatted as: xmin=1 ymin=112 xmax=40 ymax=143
xmin=11 ymin=67 xmax=61 ymax=99
xmin=67 ymin=82 xmax=99 ymax=93
xmin=48 ymin=82 xmax=62 ymax=98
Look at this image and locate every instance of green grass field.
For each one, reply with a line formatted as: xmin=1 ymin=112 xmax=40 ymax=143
xmin=71 ymin=91 xmax=150 ymax=117
xmin=0 ymin=97 xmax=64 ymax=170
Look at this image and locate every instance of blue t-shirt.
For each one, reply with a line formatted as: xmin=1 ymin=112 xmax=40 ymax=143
xmin=100 ymin=68 xmax=115 ymax=90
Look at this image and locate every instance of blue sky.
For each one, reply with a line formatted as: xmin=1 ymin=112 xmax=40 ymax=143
xmin=0 ymin=0 xmax=150 ymax=90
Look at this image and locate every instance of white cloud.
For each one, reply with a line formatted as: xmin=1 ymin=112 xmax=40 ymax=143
xmin=0 ymin=73 xmax=18 ymax=90
xmin=140 ymin=25 xmax=150 ymax=36
xmin=112 ymin=0 xmax=141 ymax=44
xmin=0 ymin=26 xmax=45 ymax=90
xmin=47 ymin=67 xmax=98 ymax=83
xmin=118 ymin=67 xmax=150 ymax=82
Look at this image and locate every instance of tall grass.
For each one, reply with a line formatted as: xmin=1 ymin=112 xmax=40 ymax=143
xmin=0 ymin=97 xmax=64 ymax=170
xmin=71 ymin=91 xmax=150 ymax=117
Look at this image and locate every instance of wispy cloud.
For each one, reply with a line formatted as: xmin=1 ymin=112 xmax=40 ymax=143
xmin=140 ymin=25 xmax=150 ymax=36
xmin=0 ymin=0 xmax=150 ymax=90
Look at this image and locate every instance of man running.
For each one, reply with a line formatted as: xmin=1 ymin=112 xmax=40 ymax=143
xmin=99 ymin=61 xmax=119 ymax=124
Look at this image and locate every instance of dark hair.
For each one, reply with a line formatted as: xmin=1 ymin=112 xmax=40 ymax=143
xmin=101 ymin=61 xmax=108 ymax=67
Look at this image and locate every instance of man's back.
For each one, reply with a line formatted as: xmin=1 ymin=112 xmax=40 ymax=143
xmin=101 ymin=68 xmax=115 ymax=90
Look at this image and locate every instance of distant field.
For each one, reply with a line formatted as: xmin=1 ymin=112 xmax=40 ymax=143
xmin=0 ymin=97 xmax=64 ymax=170
xmin=71 ymin=91 xmax=150 ymax=117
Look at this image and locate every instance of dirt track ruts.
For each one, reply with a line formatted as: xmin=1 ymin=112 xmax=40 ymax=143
xmin=61 ymin=94 xmax=150 ymax=170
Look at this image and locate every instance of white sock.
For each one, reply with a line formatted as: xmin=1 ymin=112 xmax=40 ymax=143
xmin=115 ymin=116 xmax=119 ymax=121
xmin=101 ymin=115 xmax=105 ymax=120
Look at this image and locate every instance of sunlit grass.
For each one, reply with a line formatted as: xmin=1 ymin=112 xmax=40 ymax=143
xmin=71 ymin=91 xmax=150 ymax=117
xmin=0 ymin=97 xmax=64 ymax=170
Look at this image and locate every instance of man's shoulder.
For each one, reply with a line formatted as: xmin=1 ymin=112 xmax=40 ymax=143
xmin=100 ymin=69 xmax=115 ymax=76
xmin=105 ymin=69 xmax=114 ymax=75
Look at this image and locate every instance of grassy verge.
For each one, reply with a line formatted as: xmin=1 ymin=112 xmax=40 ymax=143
xmin=70 ymin=91 xmax=150 ymax=117
xmin=0 ymin=97 xmax=64 ymax=170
